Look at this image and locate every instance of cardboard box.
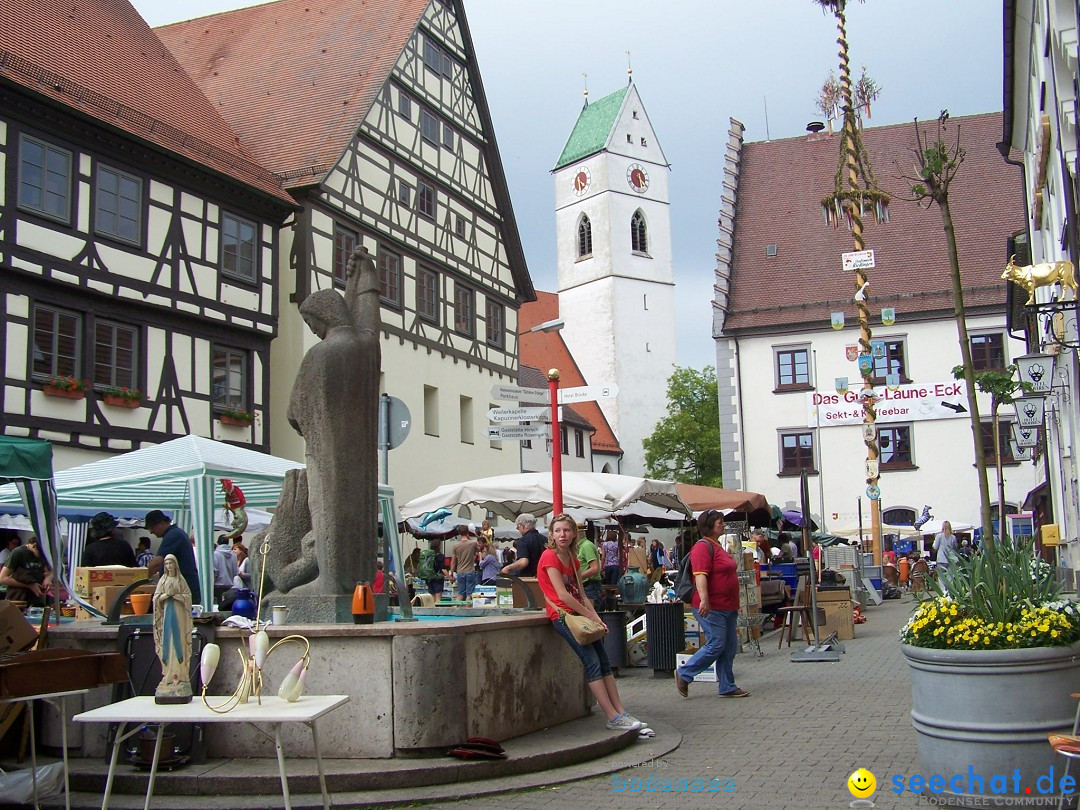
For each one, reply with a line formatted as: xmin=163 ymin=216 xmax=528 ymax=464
xmin=675 ymin=652 xmax=716 ymax=682
xmin=820 ymin=600 xmax=855 ymax=640
xmin=0 ymin=602 xmax=38 ymax=655
xmin=816 ymin=587 xmax=852 ymax=603
xmin=74 ymin=566 xmax=149 ymax=598
xmin=90 ymin=584 xmax=154 ymax=615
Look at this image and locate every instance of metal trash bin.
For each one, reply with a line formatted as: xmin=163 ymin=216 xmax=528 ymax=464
xmin=600 ymin=611 xmax=627 ymax=669
xmin=644 ymin=602 xmax=684 ymax=675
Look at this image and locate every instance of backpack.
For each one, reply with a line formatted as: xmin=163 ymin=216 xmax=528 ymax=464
xmin=674 ymin=540 xmax=714 ymax=603
xmin=417 ymin=548 xmax=438 ymax=580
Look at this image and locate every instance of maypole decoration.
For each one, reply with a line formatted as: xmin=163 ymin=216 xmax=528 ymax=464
xmin=815 ymin=0 xmax=889 ymax=563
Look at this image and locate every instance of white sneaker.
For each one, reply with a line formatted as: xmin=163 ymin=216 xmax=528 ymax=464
xmin=620 ymin=712 xmax=644 ymax=725
xmin=606 ymin=714 xmax=643 ymax=731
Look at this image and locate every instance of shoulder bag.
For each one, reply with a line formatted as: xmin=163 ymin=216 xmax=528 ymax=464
xmin=546 ymin=553 xmax=608 ymax=645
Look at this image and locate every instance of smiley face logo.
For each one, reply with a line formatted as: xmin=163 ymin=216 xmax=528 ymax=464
xmin=847 ymin=767 xmax=876 ymax=799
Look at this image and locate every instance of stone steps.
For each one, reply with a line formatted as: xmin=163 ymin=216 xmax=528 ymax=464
xmin=39 ymin=714 xmax=675 ymax=809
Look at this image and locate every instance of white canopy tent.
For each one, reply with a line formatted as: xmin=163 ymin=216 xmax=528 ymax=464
xmin=0 ymin=435 xmax=302 ymax=607
xmin=400 ymin=471 xmax=692 ymax=524
xmin=832 ymin=520 xmax=977 ymax=540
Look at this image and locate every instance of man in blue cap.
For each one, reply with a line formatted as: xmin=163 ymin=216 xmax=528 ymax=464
xmin=144 ymin=510 xmax=201 ymax=605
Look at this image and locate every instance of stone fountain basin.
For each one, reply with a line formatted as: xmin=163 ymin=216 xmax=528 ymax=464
xmin=45 ymin=613 xmax=588 ymax=759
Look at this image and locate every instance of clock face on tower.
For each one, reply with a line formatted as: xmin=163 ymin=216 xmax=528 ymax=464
xmin=571 ymin=166 xmax=592 ymax=196
xmin=626 ymin=163 xmax=649 ymax=193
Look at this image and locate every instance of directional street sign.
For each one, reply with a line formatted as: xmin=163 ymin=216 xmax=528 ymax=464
xmin=487 ymin=406 xmax=552 ymax=423
xmin=842 ymin=249 xmax=875 ymax=271
xmin=486 ymin=424 xmax=549 ymax=441
xmin=559 ymin=383 xmax=619 ymax=404
xmin=489 ymin=384 xmax=550 ymax=404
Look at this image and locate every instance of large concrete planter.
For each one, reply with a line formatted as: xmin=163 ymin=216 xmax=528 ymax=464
xmin=902 ymin=641 xmax=1080 ymax=804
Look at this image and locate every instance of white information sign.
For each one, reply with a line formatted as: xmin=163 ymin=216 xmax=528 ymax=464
xmin=559 ymin=383 xmax=619 ymax=404
xmin=489 ymin=384 xmax=550 ymax=404
xmin=487 ymin=406 xmax=551 ymax=423
xmin=842 ymin=249 xmax=875 ymax=271
xmin=807 ymin=381 xmax=970 ymax=427
xmin=486 ymin=424 xmax=549 ymax=441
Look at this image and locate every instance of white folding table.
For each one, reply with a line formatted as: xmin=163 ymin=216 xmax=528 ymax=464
xmin=0 ymin=688 xmax=88 ymax=810
xmin=74 ymin=694 xmax=349 ymax=810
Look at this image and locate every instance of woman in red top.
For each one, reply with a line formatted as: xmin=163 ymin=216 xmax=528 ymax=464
xmin=674 ymin=509 xmax=749 ymax=699
xmin=539 ymin=514 xmax=645 ymax=733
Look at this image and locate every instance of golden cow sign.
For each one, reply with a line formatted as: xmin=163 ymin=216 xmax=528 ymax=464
xmin=1002 ymin=254 xmax=1077 ymax=305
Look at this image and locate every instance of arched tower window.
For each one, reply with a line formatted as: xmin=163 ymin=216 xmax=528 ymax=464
xmin=631 ymin=210 xmax=648 ymax=253
xmin=577 ymin=214 xmax=592 ymax=258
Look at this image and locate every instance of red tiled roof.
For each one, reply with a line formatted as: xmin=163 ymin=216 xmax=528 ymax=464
xmin=519 ymin=292 xmax=622 ymax=455
xmin=725 ymin=113 xmax=1022 ymax=333
xmin=156 ymin=0 xmax=429 ymax=187
xmin=0 ymin=0 xmax=293 ymax=205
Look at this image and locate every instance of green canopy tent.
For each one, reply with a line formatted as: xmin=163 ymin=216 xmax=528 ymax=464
xmin=0 ymin=436 xmax=63 ymax=617
xmin=0 ymin=435 xmax=303 ymax=609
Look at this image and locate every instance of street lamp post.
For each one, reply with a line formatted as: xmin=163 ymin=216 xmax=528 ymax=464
xmin=817 ymin=0 xmax=890 ymax=564
xmin=547 ymin=369 xmax=563 ymax=514
xmin=528 ymin=318 xmax=566 ymax=514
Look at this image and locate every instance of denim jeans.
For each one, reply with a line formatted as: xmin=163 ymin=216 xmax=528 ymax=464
xmin=602 ymin=565 xmax=621 ymax=586
xmin=676 ymin=608 xmax=739 ymax=694
xmin=551 ymin=617 xmax=612 ymax=683
xmin=584 ymin=580 xmax=604 ymax=612
xmin=456 ymin=571 xmax=477 ymax=600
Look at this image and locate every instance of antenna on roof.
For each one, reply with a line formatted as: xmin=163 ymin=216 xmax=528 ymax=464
xmin=626 ymin=50 xmax=633 ymax=84
xmin=763 ymin=96 xmax=771 ymax=141
xmin=582 ymin=72 xmax=589 ymax=107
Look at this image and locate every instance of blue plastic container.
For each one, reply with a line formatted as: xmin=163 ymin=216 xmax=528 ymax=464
xmin=762 ymin=563 xmax=798 ymax=590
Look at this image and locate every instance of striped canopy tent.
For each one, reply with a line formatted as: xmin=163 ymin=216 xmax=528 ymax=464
xmin=0 ymin=437 xmax=63 ymax=616
xmin=0 ymin=435 xmax=303 ymax=609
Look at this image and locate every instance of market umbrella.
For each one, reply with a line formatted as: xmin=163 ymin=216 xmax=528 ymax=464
xmin=399 ymin=471 xmax=692 ymax=523
xmin=673 ymin=484 xmax=772 ymax=526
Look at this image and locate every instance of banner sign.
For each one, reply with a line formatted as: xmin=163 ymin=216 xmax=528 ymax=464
xmin=808 ymin=381 xmax=969 ymax=427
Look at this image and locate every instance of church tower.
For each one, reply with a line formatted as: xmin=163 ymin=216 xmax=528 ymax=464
xmin=552 ymin=83 xmax=676 ymax=476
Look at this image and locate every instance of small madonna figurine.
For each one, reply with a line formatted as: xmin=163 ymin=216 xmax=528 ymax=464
xmin=153 ymin=554 xmax=193 ymax=703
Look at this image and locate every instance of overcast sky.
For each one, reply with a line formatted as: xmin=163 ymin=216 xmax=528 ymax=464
xmin=132 ymin=0 xmax=1003 ymax=371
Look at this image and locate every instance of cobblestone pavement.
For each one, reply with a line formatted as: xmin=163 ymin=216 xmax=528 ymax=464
xmin=453 ymin=595 xmax=924 ymax=810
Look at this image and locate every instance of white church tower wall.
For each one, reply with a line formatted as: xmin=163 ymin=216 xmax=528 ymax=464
xmin=553 ymin=83 xmax=676 ymax=476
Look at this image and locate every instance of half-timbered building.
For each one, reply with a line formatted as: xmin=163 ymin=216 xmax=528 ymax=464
xmin=157 ymin=0 xmax=534 ymax=506
xmin=0 ymin=0 xmax=296 ymax=470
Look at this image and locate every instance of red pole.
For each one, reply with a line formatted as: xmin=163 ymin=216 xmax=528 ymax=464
xmin=547 ymin=369 xmax=563 ymax=514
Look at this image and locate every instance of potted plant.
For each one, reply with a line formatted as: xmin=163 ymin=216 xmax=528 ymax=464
xmin=100 ymin=385 xmax=142 ymax=409
xmin=900 ymin=538 xmax=1080 ymax=800
xmin=42 ymin=375 xmax=90 ymax=400
xmin=218 ymin=407 xmax=253 ymax=427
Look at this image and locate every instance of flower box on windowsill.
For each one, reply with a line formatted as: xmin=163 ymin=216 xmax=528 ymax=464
xmin=43 ymin=385 xmax=85 ymax=400
xmin=102 ymin=394 xmax=141 ymax=409
xmin=218 ymin=413 xmax=252 ymax=427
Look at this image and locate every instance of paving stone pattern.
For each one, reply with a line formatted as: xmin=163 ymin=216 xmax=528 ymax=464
xmin=455 ymin=596 xmax=924 ymax=810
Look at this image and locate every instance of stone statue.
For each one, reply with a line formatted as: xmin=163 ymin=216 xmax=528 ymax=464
xmin=153 ymin=554 xmax=193 ymax=703
xmin=275 ymin=245 xmax=381 ymax=604
xmin=259 ymin=468 xmax=315 ymax=593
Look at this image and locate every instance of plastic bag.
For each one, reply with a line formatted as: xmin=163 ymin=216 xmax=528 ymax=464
xmin=0 ymin=762 xmax=65 ymax=804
